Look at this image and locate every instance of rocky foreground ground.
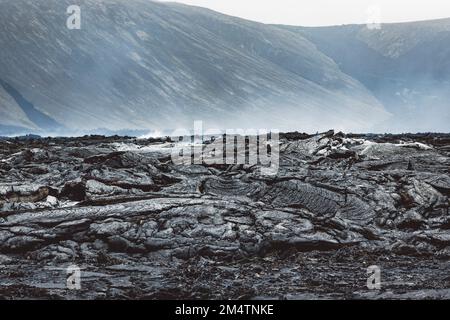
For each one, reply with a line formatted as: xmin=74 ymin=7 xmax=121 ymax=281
xmin=0 ymin=131 xmax=449 ymax=300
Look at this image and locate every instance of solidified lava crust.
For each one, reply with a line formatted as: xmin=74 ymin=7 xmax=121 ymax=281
xmin=0 ymin=132 xmax=449 ymax=299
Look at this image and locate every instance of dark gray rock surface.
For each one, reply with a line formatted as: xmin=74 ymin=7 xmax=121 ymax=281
xmin=0 ymin=132 xmax=449 ymax=299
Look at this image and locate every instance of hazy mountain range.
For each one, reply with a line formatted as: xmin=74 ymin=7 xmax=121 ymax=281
xmin=0 ymin=0 xmax=448 ymax=135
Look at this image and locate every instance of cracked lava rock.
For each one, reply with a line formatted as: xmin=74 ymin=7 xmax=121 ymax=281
xmin=0 ymin=131 xmax=449 ymax=299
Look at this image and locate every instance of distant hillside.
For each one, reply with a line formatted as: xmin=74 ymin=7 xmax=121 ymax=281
xmin=289 ymin=19 xmax=450 ymax=132
xmin=0 ymin=0 xmax=389 ymax=135
xmin=1 ymin=1 xmax=449 ymax=135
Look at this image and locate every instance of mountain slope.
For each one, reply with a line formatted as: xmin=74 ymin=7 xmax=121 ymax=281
xmin=290 ymin=19 xmax=450 ymax=132
xmin=0 ymin=79 xmax=63 ymax=131
xmin=0 ymin=0 xmax=389 ymax=134
xmin=0 ymin=82 xmax=36 ymax=130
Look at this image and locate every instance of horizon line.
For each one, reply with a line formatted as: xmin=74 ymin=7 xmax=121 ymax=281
xmin=161 ymin=0 xmax=450 ymax=28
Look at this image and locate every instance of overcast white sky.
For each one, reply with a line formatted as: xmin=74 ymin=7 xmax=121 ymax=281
xmin=163 ymin=0 xmax=450 ymax=26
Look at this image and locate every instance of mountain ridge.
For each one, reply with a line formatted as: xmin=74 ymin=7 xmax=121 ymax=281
xmin=0 ymin=0 xmax=448 ymax=135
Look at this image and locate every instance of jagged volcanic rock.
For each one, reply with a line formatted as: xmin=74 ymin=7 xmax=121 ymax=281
xmin=0 ymin=132 xmax=449 ymax=299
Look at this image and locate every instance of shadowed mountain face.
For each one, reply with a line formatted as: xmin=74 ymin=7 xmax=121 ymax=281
xmin=0 ymin=79 xmax=63 ymax=131
xmin=0 ymin=0 xmax=448 ymax=135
